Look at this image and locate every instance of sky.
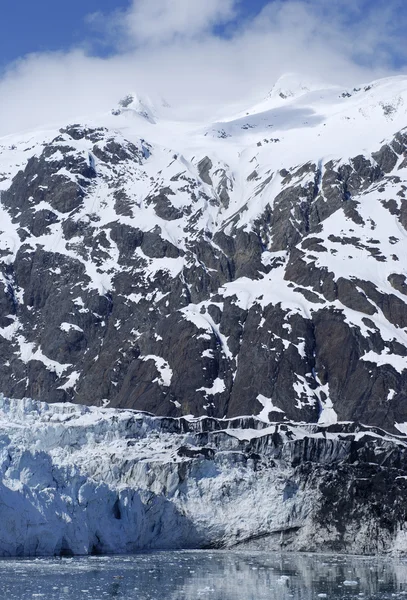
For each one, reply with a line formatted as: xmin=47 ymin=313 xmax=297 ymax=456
xmin=0 ymin=0 xmax=406 ymax=136
xmin=0 ymin=0 xmax=286 ymax=67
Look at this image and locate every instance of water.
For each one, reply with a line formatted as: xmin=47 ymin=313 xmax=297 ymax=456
xmin=0 ymin=551 xmax=406 ymax=600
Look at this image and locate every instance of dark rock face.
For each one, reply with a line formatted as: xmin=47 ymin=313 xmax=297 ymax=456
xmin=0 ymin=122 xmax=407 ymax=433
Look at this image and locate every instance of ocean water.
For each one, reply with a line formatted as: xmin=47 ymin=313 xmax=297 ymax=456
xmin=0 ymin=551 xmax=406 ymax=600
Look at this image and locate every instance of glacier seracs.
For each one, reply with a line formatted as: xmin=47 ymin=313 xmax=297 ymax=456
xmin=0 ymin=395 xmax=407 ymax=556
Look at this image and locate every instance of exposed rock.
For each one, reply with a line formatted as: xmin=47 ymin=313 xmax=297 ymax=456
xmin=197 ymin=156 xmax=213 ymax=185
xmin=0 ymin=114 xmax=406 ymax=434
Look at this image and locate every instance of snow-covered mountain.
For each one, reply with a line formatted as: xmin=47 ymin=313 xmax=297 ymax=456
xmin=1 ymin=73 xmax=407 ymax=432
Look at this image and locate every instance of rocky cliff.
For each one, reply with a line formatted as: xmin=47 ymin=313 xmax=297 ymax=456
xmin=0 ymin=75 xmax=407 ymax=433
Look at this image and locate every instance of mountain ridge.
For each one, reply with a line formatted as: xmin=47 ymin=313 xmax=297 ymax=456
xmin=0 ymin=74 xmax=407 ymax=432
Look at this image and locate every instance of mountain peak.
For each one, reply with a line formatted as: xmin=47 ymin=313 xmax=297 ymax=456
xmin=111 ymin=92 xmax=157 ymax=124
xmin=267 ymin=72 xmax=322 ymax=100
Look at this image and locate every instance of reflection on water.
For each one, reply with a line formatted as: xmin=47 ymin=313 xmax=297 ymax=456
xmin=0 ymin=551 xmax=406 ymax=599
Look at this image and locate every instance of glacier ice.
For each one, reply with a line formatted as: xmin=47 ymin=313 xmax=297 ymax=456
xmin=0 ymin=395 xmax=406 ymax=556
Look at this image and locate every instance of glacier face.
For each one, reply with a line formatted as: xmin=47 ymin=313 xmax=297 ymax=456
xmin=0 ymin=395 xmax=407 ymax=557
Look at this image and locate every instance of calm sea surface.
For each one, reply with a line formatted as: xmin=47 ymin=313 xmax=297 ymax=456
xmin=0 ymin=550 xmax=406 ymax=600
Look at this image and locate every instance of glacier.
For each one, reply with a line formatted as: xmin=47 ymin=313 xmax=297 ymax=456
xmin=0 ymin=394 xmax=407 ymax=557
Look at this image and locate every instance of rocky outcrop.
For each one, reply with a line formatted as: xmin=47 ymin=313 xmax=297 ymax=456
xmin=0 ymin=117 xmax=407 ymax=432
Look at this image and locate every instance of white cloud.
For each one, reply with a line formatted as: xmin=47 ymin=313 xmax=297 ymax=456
xmin=122 ymin=0 xmax=237 ymax=44
xmin=0 ymin=0 xmax=404 ymax=136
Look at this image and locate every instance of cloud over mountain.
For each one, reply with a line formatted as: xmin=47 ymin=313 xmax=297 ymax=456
xmin=0 ymin=0 xmax=405 ymax=135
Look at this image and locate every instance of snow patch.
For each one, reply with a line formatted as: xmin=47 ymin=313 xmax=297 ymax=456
xmin=142 ymin=355 xmax=173 ymax=387
xmin=198 ymin=378 xmax=226 ymax=396
xmin=256 ymin=394 xmax=285 ymax=422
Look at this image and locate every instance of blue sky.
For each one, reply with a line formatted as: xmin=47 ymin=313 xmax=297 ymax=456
xmin=0 ymin=0 xmax=270 ymax=68
xmin=1 ymin=0 xmax=407 ymax=70
xmin=0 ymin=0 xmax=126 ymax=67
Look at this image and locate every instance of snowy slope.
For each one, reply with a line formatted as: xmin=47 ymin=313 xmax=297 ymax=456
xmin=0 ymin=73 xmax=407 ymax=431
